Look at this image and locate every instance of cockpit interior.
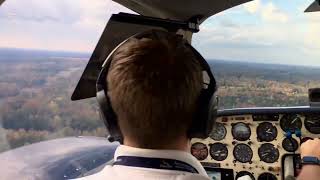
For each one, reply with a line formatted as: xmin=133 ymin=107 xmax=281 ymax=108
xmin=0 ymin=0 xmax=320 ymax=180
xmin=191 ymin=107 xmax=320 ymax=180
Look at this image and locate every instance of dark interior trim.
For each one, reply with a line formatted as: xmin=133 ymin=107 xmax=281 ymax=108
xmin=218 ymin=106 xmax=320 ymax=116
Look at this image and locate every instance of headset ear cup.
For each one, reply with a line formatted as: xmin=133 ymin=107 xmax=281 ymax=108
xmin=96 ymin=89 xmax=123 ymax=142
xmin=96 ymin=64 xmax=123 ymax=142
xmin=183 ymin=43 xmax=217 ymax=139
xmin=206 ymin=94 xmax=218 ymax=135
xmin=188 ymin=90 xmax=217 ymax=138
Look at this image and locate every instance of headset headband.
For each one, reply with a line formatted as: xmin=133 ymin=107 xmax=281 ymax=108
xmin=96 ymin=29 xmax=218 ymax=142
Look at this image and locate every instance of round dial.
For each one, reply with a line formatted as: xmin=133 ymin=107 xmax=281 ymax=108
xmin=282 ymin=138 xmax=299 ymax=152
xmin=258 ymin=173 xmax=277 ymax=180
xmin=191 ymin=143 xmax=208 ymax=161
xmin=209 ymin=143 xmax=228 ymax=161
xmin=257 ymin=122 xmax=278 ymax=142
xmin=280 ymin=114 xmax=302 ymax=132
xmin=232 ymin=123 xmax=251 ymax=141
xmin=233 ymin=143 xmax=253 ymax=163
xmin=209 ymin=122 xmax=227 ymax=141
xmin=236 ymin=171 xmax=255 ymax=180
xmin=304 ymin=114 xmax=320 ymax=134
xmin=258 ymin=143 xmax=279 ymax=163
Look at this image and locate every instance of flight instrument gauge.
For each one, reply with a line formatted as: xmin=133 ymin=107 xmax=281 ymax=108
xmin=304 ymin=114 xmax=320 ymax=134
xmin=209 ymin=122 xmax=227 ymax=141
xmin=282 ymin=137 xmax=298 ymax=152
xmin=258 ymin=173 xmax=277 ymax=180
xmin=209 ymin=143 xmax=228 ymax=161
xmin=258 ymin=143 xmax=279 ymax=163
xmin=233 ymin=143 xmax=253 ymax=163
xmin=232 ymin=122 xmax=251 ymax=141
xmin=191 ymin=143 xmax=208 ymax=161
xmin=257 ymin=122 xmax=278 ymax=142
xmin=280 ymin=114 xmax=302 ymax=132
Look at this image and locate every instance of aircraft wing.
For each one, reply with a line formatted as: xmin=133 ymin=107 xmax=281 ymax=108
xmin=0 ymin=137 xmax=118 ymax=180
xmin=305 ymin=0 xmax=320 ymax=13
xmin=113 ymin=0 xmax=252 ymax=22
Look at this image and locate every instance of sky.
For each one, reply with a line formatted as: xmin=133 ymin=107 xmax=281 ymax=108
xmin=0 ymin=0 xmax=319 ymax=66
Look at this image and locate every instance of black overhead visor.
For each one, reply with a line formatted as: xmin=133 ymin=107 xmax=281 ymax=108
xmin=305 ymin=0 xmax=320 ymax=12
xmin=72 ymin=0 xmax=254 ymax=101
xmin=71 ymin=13 xmax=201 ymax=101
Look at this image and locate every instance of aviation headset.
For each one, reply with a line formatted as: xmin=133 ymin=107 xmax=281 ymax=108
xmin=96 ymin=29 xmax=218 ymax=143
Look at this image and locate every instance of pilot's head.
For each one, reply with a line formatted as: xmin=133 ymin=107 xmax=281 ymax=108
xmin=106 ymin=31 xmax=204 ymax=150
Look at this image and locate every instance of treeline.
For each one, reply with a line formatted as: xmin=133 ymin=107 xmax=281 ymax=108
xmin=209 ymin=60 xmax=320 ymax=109
xmin=0 ymin=58 xmax=320 ymax=152
xmin=0 ymin=58 xmax=106 ymax=152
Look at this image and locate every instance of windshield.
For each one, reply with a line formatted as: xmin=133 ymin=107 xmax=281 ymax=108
xmin=193 ymin=0 xmax=320 ymax=109
xmin=0 ymin=0 xmax=319 ymax=152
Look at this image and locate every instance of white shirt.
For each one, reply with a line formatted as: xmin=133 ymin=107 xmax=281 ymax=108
xmin=75 ymin=145 xmax=210 ymax=180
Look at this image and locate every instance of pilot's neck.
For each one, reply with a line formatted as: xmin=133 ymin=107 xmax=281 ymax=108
xmin=123 ymin=136 xmax=190 ymax=152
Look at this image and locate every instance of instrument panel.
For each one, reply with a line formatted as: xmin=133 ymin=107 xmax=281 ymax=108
xmin=191 ymin=112 xmax=320 ymax=180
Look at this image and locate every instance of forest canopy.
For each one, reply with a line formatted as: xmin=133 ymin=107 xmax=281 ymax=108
xmin=0 ymin=53 xmax=320 ymax=152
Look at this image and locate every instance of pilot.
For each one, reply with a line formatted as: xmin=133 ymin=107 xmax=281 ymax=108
xmin=76 ymin=29 xmax=320 ymax=180
xmin=79 ymin=29 xmax=214 ymax=180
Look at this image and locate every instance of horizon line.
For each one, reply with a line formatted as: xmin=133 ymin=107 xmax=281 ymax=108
xmin=0 ymin=46 xmax=319 ymax=68
xmin=0 ymin=46 xmax=92 ymax=55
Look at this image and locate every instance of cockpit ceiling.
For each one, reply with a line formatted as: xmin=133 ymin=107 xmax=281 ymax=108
xmin=305 ymin=1 xmax=320 ymax=13
xmin=113 ymin=0 xmax=252 ymax=23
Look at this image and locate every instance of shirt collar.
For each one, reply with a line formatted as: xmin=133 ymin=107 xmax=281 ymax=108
xmin=114 ymin=145 xmax=208 ymax=176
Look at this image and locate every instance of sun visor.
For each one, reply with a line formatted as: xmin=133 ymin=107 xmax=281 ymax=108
xmin=71 ymin=13 xmax=200 ymax=101
xmin=113 ymin=0 xmax=253 ymax=23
